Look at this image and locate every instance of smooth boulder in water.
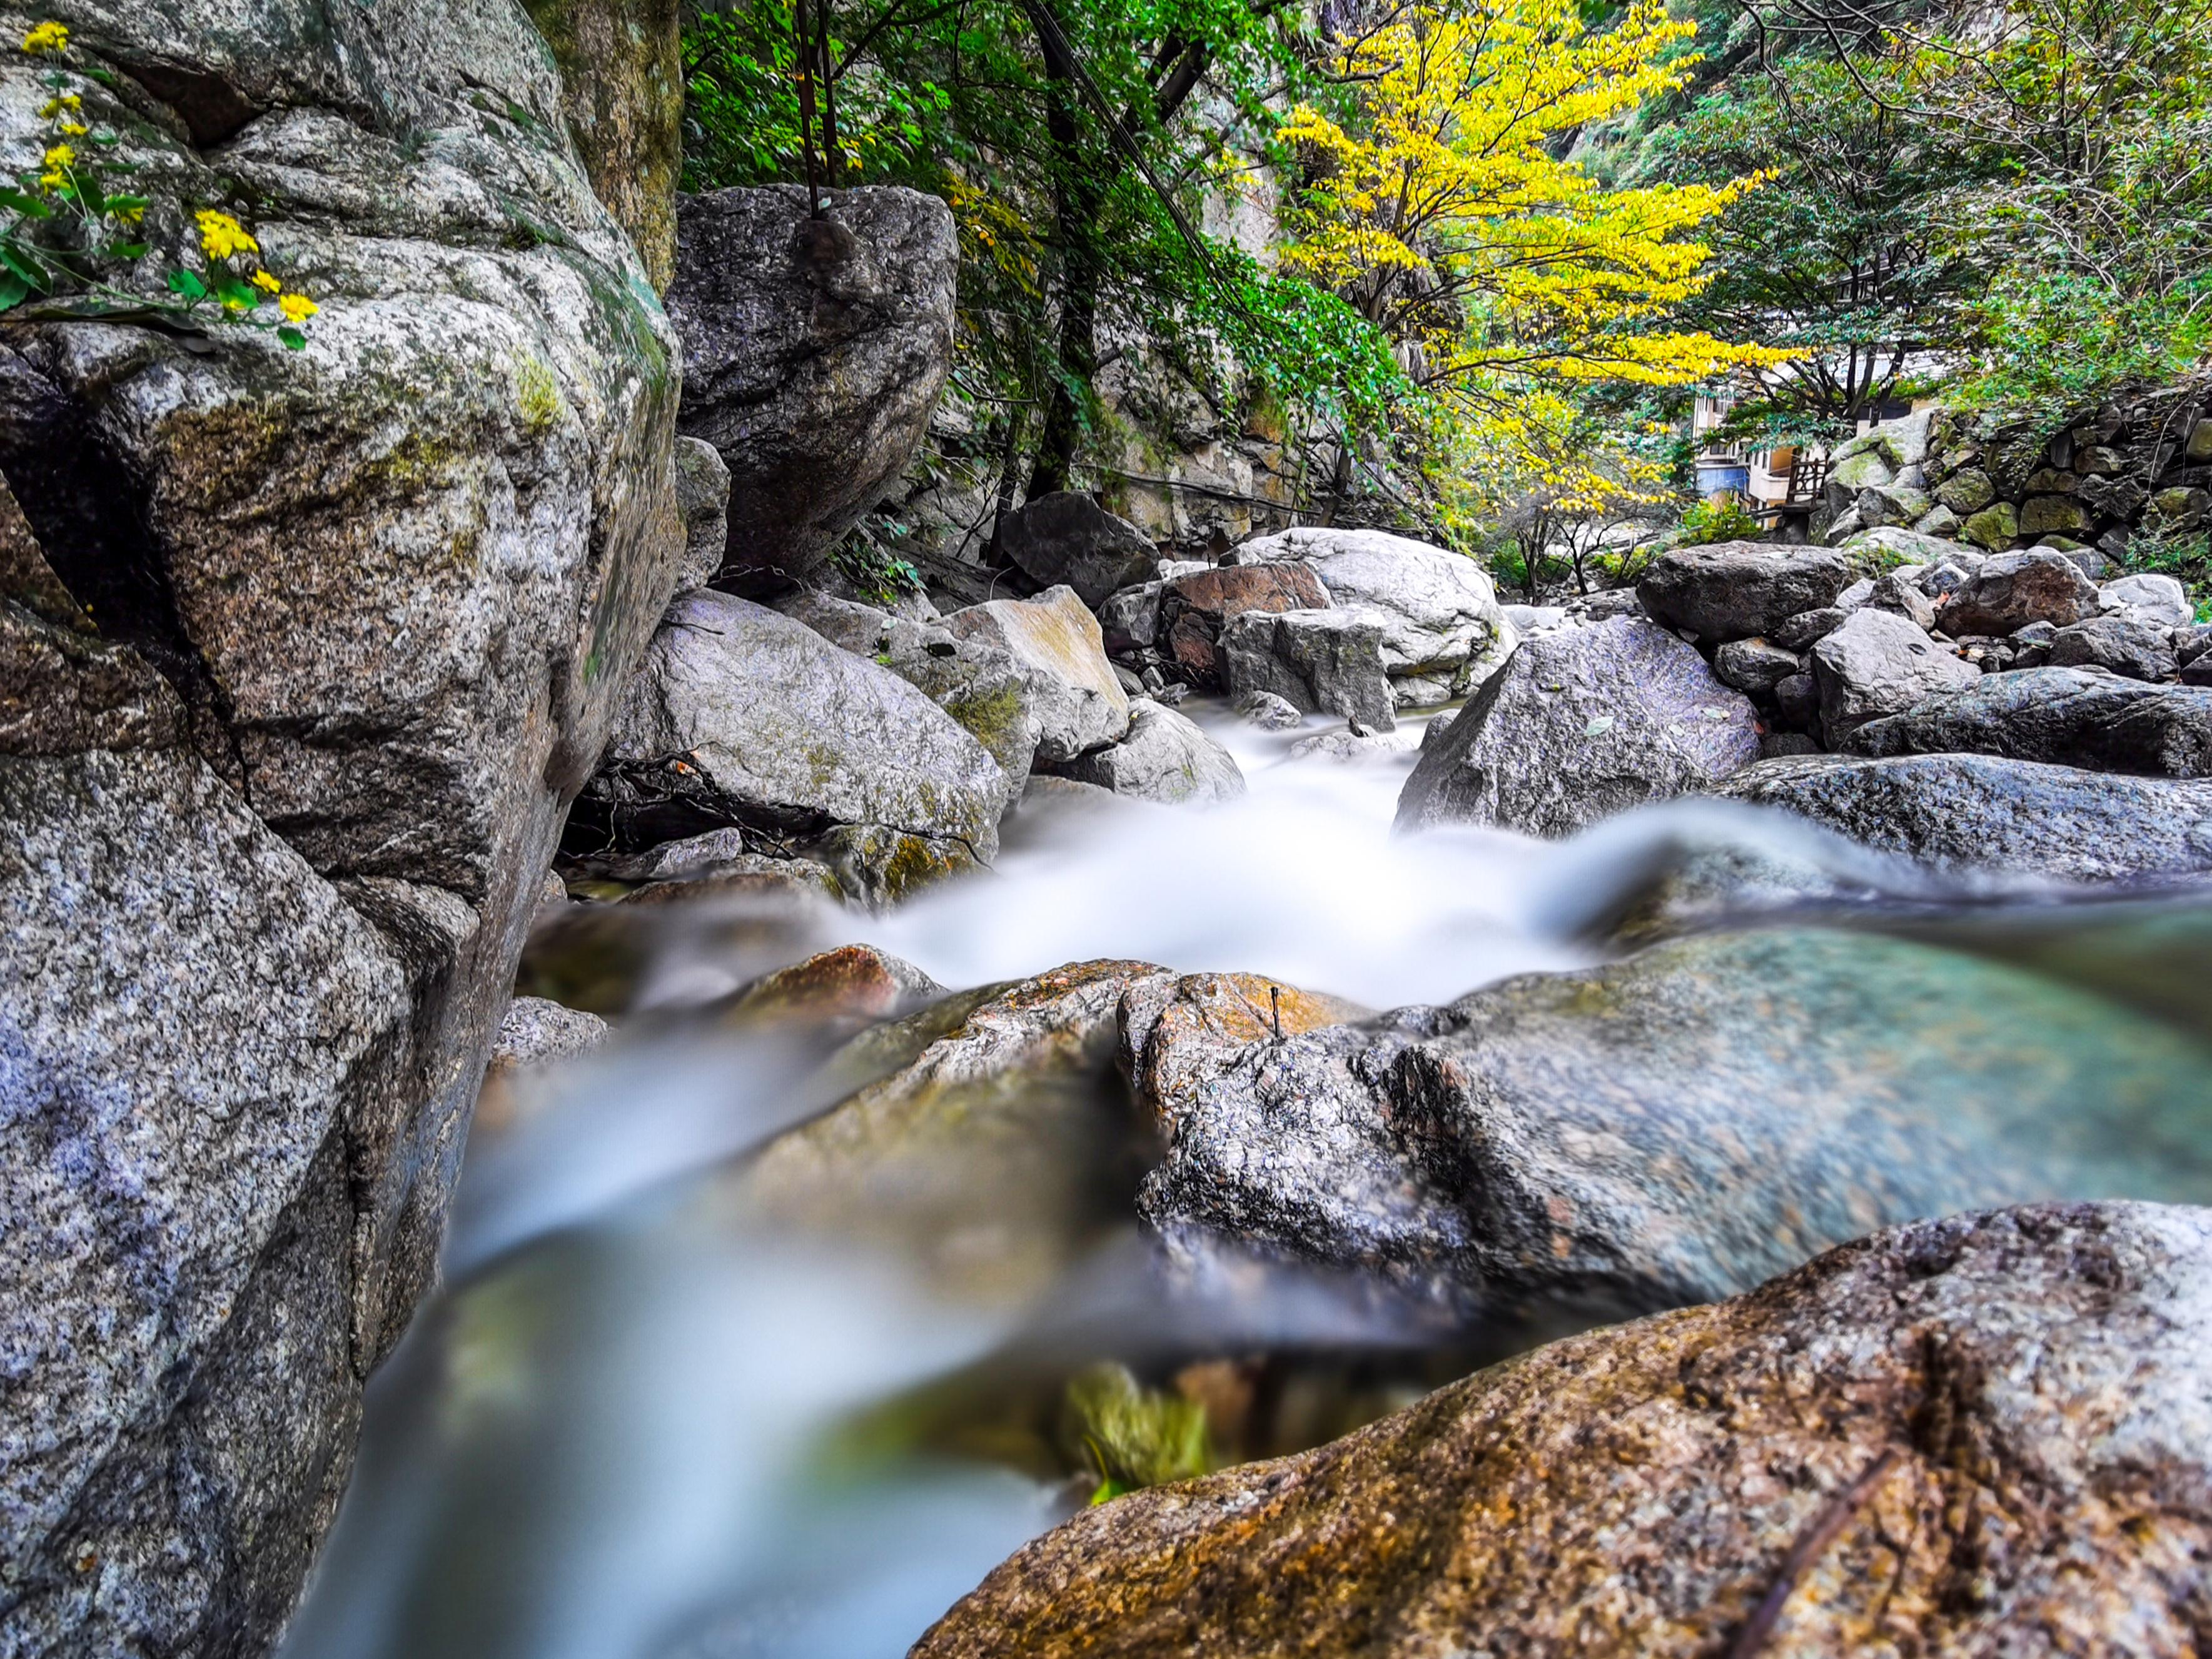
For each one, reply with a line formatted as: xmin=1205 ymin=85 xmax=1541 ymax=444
xmin=941 ymin=587 xmax=1132 ymax=763
xmin=1843 ymin=667 xmax=2212 ymax=777
xmin=1049 ymin=698 xmax=1246 ymax=807
xmin=1717 ymin=752 xmax=2212 ymax=883
xmin=1228 ymin=527 xmax=1508 ymax=690
xmin=1130 ymin=927 xmax=2212 ymax=1311
xmin=1396 ymin=617 xmax=1759 ymax=838
xmin=586 ymin=591 xmax=1011 ymax=903
xmin=916 ymin=1202 xmax=2212 ymax=1657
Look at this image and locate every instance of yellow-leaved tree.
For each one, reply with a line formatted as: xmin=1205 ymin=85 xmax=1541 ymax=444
xmin=1279 ymin=0 xmax=1789 ymax=531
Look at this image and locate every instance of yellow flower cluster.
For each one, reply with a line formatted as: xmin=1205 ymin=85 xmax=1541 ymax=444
xmin=195 ymin=209 xmax=258 ymax=262
xmin=19 ymin=20 xmax=68 ymax=54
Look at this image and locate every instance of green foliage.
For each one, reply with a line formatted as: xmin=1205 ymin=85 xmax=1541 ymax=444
xmin=829 ymin=527 xmax=922 ymax=605
xmin=2123 ymin=522 xmax=2212 ymax=618
xmin=1675 ymin=495 xmax=1762 ymax=545
xmin=1059 ymin=1363 xmax=1210 ymax=1504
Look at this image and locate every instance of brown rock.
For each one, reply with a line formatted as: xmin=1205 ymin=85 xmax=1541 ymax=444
xmin=1936 ymin=550 xmax=2100 ymax=635
xmin=1159 ymin=564 xmax=1327 ymax=685
xmin=1117 ymin=972 xmax=1370 ymax=1121
xmin=916 ymin=1202 xmax=2212 ymax=1658
xmin=710 ymin=942 xmax=943 ymax=1034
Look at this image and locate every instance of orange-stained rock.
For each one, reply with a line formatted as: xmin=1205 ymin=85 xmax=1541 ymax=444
xmin=915 ymin=1202 xmax=2212 ymax=1658
xmin=1116 ymin=971 xmax=1368 ymax=1131
xmin=714 ymin=943 xmax=943 ymax=1033
xmin=1160 ymin=564 xmax=1327 ymax=685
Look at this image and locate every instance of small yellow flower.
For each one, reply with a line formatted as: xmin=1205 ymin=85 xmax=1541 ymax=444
xmin=42 ymin=143 xmax=73 ymax=171
xmin=278 ymin=291 xmax=318 ymax=323
xmin=38 ymin=93 xmax=81 ymax=117
xmin=21 ymin=21 xmax=69 ymax=54
xmin=250 ymin=269 xmax=281 ymax=293
xmin=195 ymin=209 xmax=258 ymax=261
xmin=112 ymin=201 xmax=143 ymax=222
xmin=56 ymin=119 xmax=86 ymax=136
xmin=38 ymin=170 xmax=62 ymax=190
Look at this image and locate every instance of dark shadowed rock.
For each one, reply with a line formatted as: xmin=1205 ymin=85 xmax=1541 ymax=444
xmin=1128 ymin=926 xmax=2212 ymax=1310
xmin=1810 ymin=607 xmax=1980 ymax=745
xmin=1712 ymin=636 xmax=1800 ymax=692
xmin=1637 ymin=542 xmax=1858 ymax=642
xmin=1845 ymin=668 xmax=2212 ymax=777
xmin=998 ymin=492 xmax=1158 ymax=608
xmin=2048 ymin=614 xmax=2179 ymax=682
xmin=1051 ymin=699 xmax=1245 ymax=806
xmin=940 ymin=587 xmax=1131 ymax=762
xmin=1717 ymin=752 xmax=2212 ymax=882
xmin=777 ymin=589 xmax=1039 ymax=793
xmin=669 ymin=185 xmax=957 ymax=592
xmin=916 ymin=1203 xmax=2212 ymax=1659
xmin=1936 ymin=550 xmax=2100 ymax=636
xmin=1771 ymin=605 xmax=1853 ymax=650
xmin=1159 ymin=563 xmax=1328 ymax=686
xmin=586 ymin=591 xmax=1009 ymax=901
xmin=1396 ymin=618 xmax=1759 ymax=837
xmin=1219 ymin=608 xmax=1395 ymax=730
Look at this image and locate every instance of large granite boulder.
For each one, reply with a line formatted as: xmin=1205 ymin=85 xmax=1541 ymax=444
xmin=672 ymin=435 xmax=732 ymax=590
xmin=1128 ymin=929 xmax=2211 ymax=1311
xmin=1844 ymin=668 xmax=2212 ymax=777
xmin=1218 ymin=608 xmax=1395 ymax=730
xmin=1636 ymin=542 xmax=1859 ymax=642
xmin=1231 ymin=527 xmax=1507 ymax=688
xmin=1716 ymin=752 xmax=2212 ymax=883
xmin=917 ymin=1203 xmax=2212 ymax=1658
xmin=2047 ymin=613 xmax=2179 ymax=681
xmin=0 ymin=2 xmax=684 ymax=1648
xmin=997 ymin=492 xmax=1158 ymax=608
xmin=583 ymin=592 xmax=1010 ymax=904
xmin=1049 ymin=698 xmax=1245 ymax=807
xmin=776 ymin=590 xmax=1040 ymax=794
xmin=1809 ymin=607 xmax=1981 ymax=745
xmin=1396 ymin=617 xmax=1759 ymax=837
xmin=941 ymin=587 xmax=1131 ymax=762
xmin=668 ymin=185 xmax=957 ymax=593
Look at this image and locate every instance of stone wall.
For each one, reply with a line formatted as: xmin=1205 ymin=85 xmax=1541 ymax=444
xmin=1825 ymin=376 xmax=2212 ymax=558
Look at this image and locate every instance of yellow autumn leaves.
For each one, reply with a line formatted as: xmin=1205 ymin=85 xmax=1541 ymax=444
xmin=1277 ymin=0 xmax=1790 ymax=532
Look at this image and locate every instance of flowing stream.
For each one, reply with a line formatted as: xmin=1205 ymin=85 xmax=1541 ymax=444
xmin=280 ymin=703 xmax=2212 ymax=1659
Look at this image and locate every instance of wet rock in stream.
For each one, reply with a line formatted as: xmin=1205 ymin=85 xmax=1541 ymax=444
xmin=1129 ymin=927 xmax=2212 ymax=1312
xmin=916 ymin=1201 xmax=2212 ymax=1657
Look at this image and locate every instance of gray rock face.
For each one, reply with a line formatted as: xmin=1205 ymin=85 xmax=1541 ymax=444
xmin=1866 ymin=569 xmax=1938 ymax=630
xmin=2048 ymin=615 xmax=2180 ymax=682
xmin=1231 ymin=690 xmax=1303 ymax=730
xmin=673 ymin=436 xmax=732 ymax=590
xmin=1936 ymin=550 xmax=2101 ymax=635
xmin=1396 ymin=618 xmax=1760 ymax=838
xmin=997 ymin=492 xmax=1158 ymax=608
xmin=916 ymin=1202 xmax=2212 ymax=1659
xmin=1636 ymin=543 xmax=1858 ymax=642
xmin=1131 ymin=929 xmax=2212 ymax=1310
xmin=1051 ymin=700 xmax=1245 ymax=806
xmin=1811 ymin=608 xmax=1981 ymax=745
xmin=2102 ymin=572 xmax=2194 ymax=628
xmin=1844 ymin=668 xmax=2212 ymax=777
xmin=0 ymin=4 xmax=683 ymax=1647
xmin=1770 ymin=605 xmax=1852 ymax=650
xmin=940 ymin=587 xmax=1131 ymax=763
xmin=1096 ymin=580 xmax=1165 ymax=652
xmin=591 ymin=592 xmax=1009 ymax=899
xmin=669 ymin=185 xmax=957 ymax=592
xmin=1232 ymin=527 xmax=1506 ymax=682
xmin=1716 ymin=752 xmax=2212 ymax=882
xmin=1219 ymin=608 xmax=1395 ymax=731
xmin=777 ymin=590 xmax=1040 ymax=794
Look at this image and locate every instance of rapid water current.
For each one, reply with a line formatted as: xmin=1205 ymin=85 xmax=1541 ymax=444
xmin=279 ymin=703 xmax=2212 ymax=1659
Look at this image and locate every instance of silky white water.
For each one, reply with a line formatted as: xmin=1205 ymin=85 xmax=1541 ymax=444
xmin=281 ymin=702 xmax=2211 ymax=1659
